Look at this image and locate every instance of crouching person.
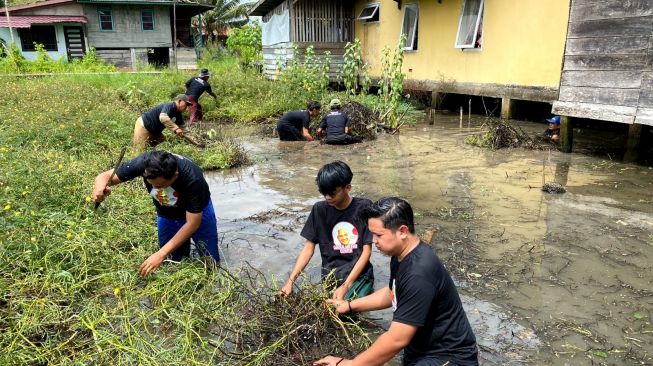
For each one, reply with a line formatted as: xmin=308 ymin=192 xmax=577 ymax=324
xmin=92 ymin=151 xmax=220 ymax=276
xmin=315 ymin=197 xmax=478 ymax=366
xmin=317 ymin=99 xmax=361 ymax=145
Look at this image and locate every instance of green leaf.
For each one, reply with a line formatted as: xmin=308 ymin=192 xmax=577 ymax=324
xmin=594 ymin=351 xmax=607 ymax=358
xmin=633 ymin=312 xmax=644 ymax=320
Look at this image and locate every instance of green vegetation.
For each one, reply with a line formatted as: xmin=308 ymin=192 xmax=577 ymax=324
xmin=342 ymin=39 xmax=371 ymax=96
xmin=226 ymin=23 xmax=262 ymax=69
xmin=0 ymin=44 xmax=116 ymax=74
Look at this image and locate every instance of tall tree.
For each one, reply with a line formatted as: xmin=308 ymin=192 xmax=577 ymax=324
xmin=201 ymin=0 xmax=253 ymax=40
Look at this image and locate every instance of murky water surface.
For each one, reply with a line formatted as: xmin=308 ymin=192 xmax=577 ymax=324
xmin=208 ymin=115 xmax=652 ymax=365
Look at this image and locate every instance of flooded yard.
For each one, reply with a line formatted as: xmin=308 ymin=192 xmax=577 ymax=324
xmin=208 ymin=115 xmax=652 ymax=365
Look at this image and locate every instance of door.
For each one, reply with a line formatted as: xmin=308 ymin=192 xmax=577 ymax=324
xmin=64 ymin=26 xmax=86 ymax=60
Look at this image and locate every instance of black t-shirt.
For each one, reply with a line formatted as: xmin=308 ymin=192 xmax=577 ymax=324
xmin=185 ymin=77 xmax=213 ymax=101
xmin=141 ymin=102 xmax=183 ymax=134
xmin=278 ymin=110 xmax=311 ymax=131
xmin=300 ymin=197 xmax=374 ymax=283
xmin=319 ymin=111 xmax=350 ymax=142
xmin=389 ymin=242 xmax=478 ymax=365
xmin=116 ymin=152 xmax=211 ymax=220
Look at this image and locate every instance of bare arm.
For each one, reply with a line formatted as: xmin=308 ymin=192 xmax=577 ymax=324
xmin=280 ymin=241 xmax=316 ymax=296
xmin=302 ymin=127 xmax=314 ymax=141
xmin=345 ymin=127 xmax=349 ymax=134
xmin=92 ymin=169 xmax=123 ymax=203
xmin=139 ymin=211 xmax=202 ymax=276
xmin=314 ymin=322 xmax=417 ymax=366
xmin=333 ymin=244 xmax=372 ymax=300
xmin=327 ymin=286 xmax=393 ymax=314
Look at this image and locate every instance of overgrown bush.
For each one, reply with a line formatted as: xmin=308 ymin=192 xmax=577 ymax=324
xmin=0 ymin=43 xmax=115 ymax=73
xmin=226 ymin=23 xmax=262 ymax=69
xmin=378 ymin=36 xmax=407 ymax=128
xmin=341 ymin=39 xmax=371 ymax=96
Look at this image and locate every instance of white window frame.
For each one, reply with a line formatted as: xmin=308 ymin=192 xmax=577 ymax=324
xmin=455 ymin=0 xmax=484 ymax=49
xmin=357 ymin=3 xmax=380 ymax=22
xmin=400 ymin=3 xmax=419 ymax=51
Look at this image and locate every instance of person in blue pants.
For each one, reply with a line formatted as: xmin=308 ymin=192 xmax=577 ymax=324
xmin=92 ymin=150 xmax=219 ymax=276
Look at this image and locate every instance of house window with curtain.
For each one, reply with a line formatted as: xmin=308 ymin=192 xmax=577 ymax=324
xmin=98 ymin=9 xmax=114 ymax=31
xmin=401 ymin=4 xmax=418 ymax=51
xmin=141 ymin=10 xmax=155 ymax=31
xmin=18 ymin=26 xmax=58 ymax=51
xmin=455 ymin=0 xmax=484 ymax=49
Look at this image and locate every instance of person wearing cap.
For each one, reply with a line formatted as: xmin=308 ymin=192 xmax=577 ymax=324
xmin=277 ymin=101 xmax=322 ymax=141
xmin=317 ymin=99 xmax=361 ymax=145
xmin=544 ymin=116 xmax=561 ymax=143
xmin=184 ymin=69 xmax=218 ymax=124
xmin=132 ymin=94 xmax=194 ymax=152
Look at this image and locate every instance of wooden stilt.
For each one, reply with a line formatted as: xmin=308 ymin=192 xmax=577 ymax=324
xmin=559 ymin=116 xmax=573 ymax=153
xmin=623 ymin=123 xmax=642 ymax=163
xmin=500 ymin=97 xmax=514 ymax=119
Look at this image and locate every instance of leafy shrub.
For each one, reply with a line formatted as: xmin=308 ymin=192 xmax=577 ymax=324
xmin=226 ymin=23 xmax=262 ymax=69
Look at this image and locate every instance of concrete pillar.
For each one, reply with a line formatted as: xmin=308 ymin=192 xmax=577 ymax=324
xmin=431 ymin=91 xmax=445 ymax=110
xmin=559 ymin=116 xmax=573 ymax=153
xmin=624 ymin=123 xmax=642 ymax=163
xmin=500 ymin=97 xmax=515 ymax=119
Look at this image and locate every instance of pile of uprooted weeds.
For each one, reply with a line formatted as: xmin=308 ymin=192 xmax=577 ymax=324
xmin=340 ymin=101 xmax=381 ymax=141
xmin=466 ymin=117 xmax=553 ymax=150
xmin=209 ymin=267 xmax=373 ymax=365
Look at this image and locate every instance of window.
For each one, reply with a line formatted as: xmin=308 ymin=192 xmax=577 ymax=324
xmin=358 ymin=3 xmax=379 ymax=23
xmin=400 ymin=4 xmax=418 ymax=51
xmin=18 ymin=26 xmax=57 ymax=51
xmin=455 ymin=0 xmax=484 ymax=49
xmin=98 ymin=9 xmax=114 ymax=31
xmin=141 ymin=10 xmax=155 ymax=31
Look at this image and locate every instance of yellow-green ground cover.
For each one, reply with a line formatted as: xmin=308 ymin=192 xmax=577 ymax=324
xmin=0 ymin=61 xmax=373 ymax=364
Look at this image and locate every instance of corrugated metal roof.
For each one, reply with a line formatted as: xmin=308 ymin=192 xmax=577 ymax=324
xmin=0 ymin=15 xmax=87 ymax=28
xmin=76 ymin=0 xmax=212 ymax=7
xmin=249 ymin=0 xmax=285 ymax=16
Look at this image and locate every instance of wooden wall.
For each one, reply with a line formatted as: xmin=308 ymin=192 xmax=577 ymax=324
xmin=552 ymin=0 xmax=653 ymax=126
xmin=83 ymin=4 xmax=172 ymax=48
xmin=290 ymin=0 xmax=353 ymax=43
xmin=262 ymin=42 xmax=346 ymax=80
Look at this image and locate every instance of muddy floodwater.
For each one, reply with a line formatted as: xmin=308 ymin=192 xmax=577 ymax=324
xmin=206 ymin=115 xmax=652 ymax=365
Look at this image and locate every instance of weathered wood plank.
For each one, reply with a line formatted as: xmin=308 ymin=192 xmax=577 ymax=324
xmin=570 ymin=0 xmax=653 ymax=22
xmin=638 ymin=89 xmax=653 ymax=108
xmin=567 ymin=16 xmax=653 ymax=38
xmin=552 ymin=100 xmax=636 ymax=124
xmin=635 ymin=107 xmax=653 ymax=126
xmin=559 ymin=86 xmax=640 ymax=106
xmin=561 ymin=70 xmax=642 ymax=88
xmin=563 ymin=54 xmax=648 ymax=71
xmin=641 ymin=72 xmax=653 ymax=90
xmin=565 ymin=36 xmax=649 ymax=55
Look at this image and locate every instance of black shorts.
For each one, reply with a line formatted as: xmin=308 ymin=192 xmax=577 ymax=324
xmin=277 ymin=122 xmax=303 ymax=141
xmin=325 ymin=135 xmax=361 ymax=145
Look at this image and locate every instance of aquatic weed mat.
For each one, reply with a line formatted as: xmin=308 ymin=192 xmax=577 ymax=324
xmin=466 ymin=117 xmax=555 ymax=150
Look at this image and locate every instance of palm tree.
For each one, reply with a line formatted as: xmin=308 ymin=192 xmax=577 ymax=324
xmin=199 ymin=0 xmax=254 ymax=44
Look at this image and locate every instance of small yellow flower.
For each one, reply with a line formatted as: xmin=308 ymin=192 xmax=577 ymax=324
xmin=30 ymin=210 xmax=36 ymax=216
xmin=66 ymin=233 xmax=73 ymax=239
xmin=22 ymin=190 xmax=29 ymax=196
xmin=58 ymin=164 xmax=63 ymax=169
xmin=14 ymin=211 xmax=21 ymax=217
xmin=4 ymin=204 xmax=10 ymax=210
xmin=31 ymin=237 xmax=36 ymax=242
xmin=85 ymin=196 xmax=92 ymax=202
xmin=59 ymin=124 xmax=65 ymax=128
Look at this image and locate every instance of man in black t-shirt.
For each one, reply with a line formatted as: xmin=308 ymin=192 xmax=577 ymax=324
xmin=277 ymin=101 xmax=321 ymax=141
xmin=317 ymin=99 xmax=361 ymax=145
xmin=91 ymin=151 xmax=220 ymax=276
xmin=316 ymin=197 xmax=478 ymax=366
xmin=280 ymin=161 xmax=374 ymax=300
xmin=184 ymin=69 xmax=218 ymax=124
xmin=133 ymin=94 xmax=196 ymax=152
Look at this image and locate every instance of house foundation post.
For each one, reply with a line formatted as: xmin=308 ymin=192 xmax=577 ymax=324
xmin=500 ymin=97 xmax=515 ymax=119
xmin=623 ymin=123 xmax=642 ymax=163
xmin=559 ymin=116 xmax=573 ymax=153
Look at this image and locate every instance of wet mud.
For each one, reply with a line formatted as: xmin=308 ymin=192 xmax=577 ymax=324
xmin=208 ymin=115 xmax=652 ymax=365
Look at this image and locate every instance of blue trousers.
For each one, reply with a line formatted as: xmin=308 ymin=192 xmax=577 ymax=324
xmin=156 ymin=201 xmax=220 ymax=262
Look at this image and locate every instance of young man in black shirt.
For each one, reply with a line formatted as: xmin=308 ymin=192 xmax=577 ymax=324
xmin=133 ymin=94 xmax=195 ymax=152
xmin=184 ymin=68 xmax=218 ymax=124
xmin=317 ymin=99 xmax=361 ymax=145
xmin=280 ymin=161 xmax=374 ymax=300
xmin=315 ymin=197 xmax=478 ymax=366
xmin=92 ymin=151 xmax=220 ymax=276
xmin=277 ymin=101 xmax=321 ymax=141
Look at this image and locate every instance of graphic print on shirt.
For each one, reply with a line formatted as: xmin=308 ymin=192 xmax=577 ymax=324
xmin=331 ymin=221 xmax=358 ymax=254
xmin=150 ymin=186 xmax=179 ymax=206
xmin=391 ymin=278 xmax=397 ymax=311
